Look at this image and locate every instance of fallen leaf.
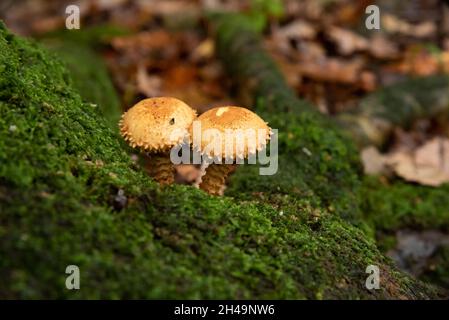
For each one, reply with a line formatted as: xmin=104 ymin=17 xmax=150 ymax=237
xmin=274 ymin=20 xmax=317 ymax=41
xmin=329 ymin=0 xmax=372 ymax=26
xmin=94 ymin=0 xmax=128 ymax=10
xmin=191 ymin=39 xmax=215 ymax=62
xmin=390 ymin=47 xmax=439 ymax=76
xmin=386 ymin=45 xmax=449 ymax=76
xmin=137 ymin=0 xmax=199 ymax=16
xmin=294 ymin=41 xmax=326 ymax=60
xmin=369 ymin=35 xmax=400 ymax=60
xmin=296 ymin=57 xmax=373 ymax=88
xmin=326 ymin=26 xmax=369 ymax=56
xmin=111 ymin=30 xmax=173 ymax=53
xmin=385 ymin=137 xmax=449 ymax=187
xmin=163 ymin=65 xmax=198 ymax=90
xmin=136 ymin=65 xmax=161 ymax=97
xmin=382 ymin=14 xmax=436 ymax=38
xmin=361 ymin=146 xmax=386 ymax=175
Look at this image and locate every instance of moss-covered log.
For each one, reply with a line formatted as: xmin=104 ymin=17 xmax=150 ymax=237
xmin=0 ymin=21 xmax=445 ymax=299
xmin=338 ymin=75 xmax=449 ymax=148
xmin=40 ymin=26 xmax=128 ymax=128
xmin=44 ymin=40 xmax=121 ymax=127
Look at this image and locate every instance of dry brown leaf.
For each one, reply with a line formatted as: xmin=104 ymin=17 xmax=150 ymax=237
xmin=273 ymin=57 xmax=302 ymax=89
xmin=386 ymin=137 xmax=449 ymax=187
xmin=359 ymin=71 xmax=377 ymax=92
xmin=326 ymin=26 xmax=369 ymax=55
xmin=440 ymin=52 xmax=449 ymax=73
xmin=136 ymin=65 xmax=161 ymax=97
xmin=94 ymin=0 xmax=128 ymax=10
xmin=382 ymin=14 xmax=436 ymax=38
xmin=329 ymin=0 xmax=372 ymax=26
xmin=30 ymin=16 xmax=64 ymax=34
xmin=295 ymin=41 xmax=326 ymax=60
xmin=393 ymin=50 xmax=439 ymax=76
xmin=390 ymin=127 xmax=425 ymax=152
xmin=111 ymin=30 xmax=173 ymax=52
xmin=326 ymin=26 xmax=399 ymax=60
xmin=362 ymin=137 xmax=449 ymax=187
xmin=297 ymin=58 xmax=360 ymax=83
xmin=387 ymin=46 xmax=449 ymax=76
xmin=191 ymin=39 xmax=215 ymax=62
xmin=275 ymin=20 xmax=317 ymax=41
xmin=361 ymin=146 xmax=386 ymax=175
xmin=198 ymin=62 xmax=223 ymax=81
xmin=163 ymin=65 xmax=198 ymax=90
xmin=137 ymin=0 xmax=199 ymax=16
xmin=369 ymin=35 xmax=400 ymax=60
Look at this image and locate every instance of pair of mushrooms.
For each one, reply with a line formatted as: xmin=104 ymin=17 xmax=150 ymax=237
xmin=119 ymin=97 xmax=271 ymax=195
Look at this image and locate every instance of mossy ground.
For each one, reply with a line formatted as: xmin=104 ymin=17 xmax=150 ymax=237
xmin=0 ymin=21 xmax=444 ymax=299
xmin=361 ymin=176 xmax=449 ymax=232
xmin=420 ymin=246 xmax=449 ymax=289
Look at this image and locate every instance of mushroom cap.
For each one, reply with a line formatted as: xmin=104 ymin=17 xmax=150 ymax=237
xmin=119 ymin=97 xmax=197 ymax=152
xmin=192 ymin=106 xmax=271 ymax=160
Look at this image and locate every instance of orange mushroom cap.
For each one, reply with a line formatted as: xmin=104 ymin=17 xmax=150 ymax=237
xmin=119 ymin=97 xmax=197 ymax=152
xmin=192 ymin=106 xmax=271 ymax=160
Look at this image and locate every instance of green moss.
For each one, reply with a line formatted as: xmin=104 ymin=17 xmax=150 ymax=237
xmin=338 ymin=75 xmax=449 ymax=148
xmin=38 ymin=25 xmax=128 ymax=127
xmin=0 ymin=21 xmax=444 ymax=299
xmin=225 ymin=113 xmax=364 ymax=226
xmin=358 ymin=175 xmax=449 ymax=291
xmin=47 ymin=40 xmax=121 ymax=127
xmin=420 ymin=246 xmax=449 ymax=289
xmin=356 ymin=75 xmax=449 ymax=127
xmin=360 ymin=176 xmax=449 ymax=232
xmin=376 ymin=234 xmax=398 ymax=253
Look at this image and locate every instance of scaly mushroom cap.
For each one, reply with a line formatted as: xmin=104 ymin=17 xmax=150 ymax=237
xmin=119 ymin=97 xmax=197 ymax=152
xmin=192 ymin=106 xmax=271 ymax=160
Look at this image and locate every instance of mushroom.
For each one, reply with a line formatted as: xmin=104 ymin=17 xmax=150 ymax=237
xmin=192 ymin=106 xmax=271 ymax=195
xmin=119 ymin=97 xmax=197 ymax=185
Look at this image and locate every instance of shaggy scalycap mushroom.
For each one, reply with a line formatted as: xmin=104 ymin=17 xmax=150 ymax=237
xmin=119 ymin=97 xmax=197 ymax=185
xmin=192 ymin=106 xmax=271 ymax=195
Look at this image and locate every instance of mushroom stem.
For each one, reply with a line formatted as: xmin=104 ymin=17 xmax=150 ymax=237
xmin=199 ymin=163 xmax=236 ymax=195
xmin=147 ymin=153 xmax=175 ymax=185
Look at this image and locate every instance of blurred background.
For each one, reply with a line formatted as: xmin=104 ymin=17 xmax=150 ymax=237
xmin=2 ymin=0 xmax=449 ymax=114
